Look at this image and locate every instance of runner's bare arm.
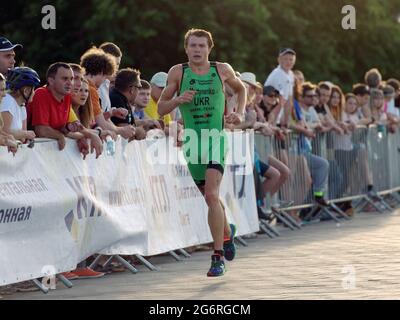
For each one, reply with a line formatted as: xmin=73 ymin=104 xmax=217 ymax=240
xmin=158 ymin=65 xmax=196 ymax=117
xmin=158 ymin=65 xmax=180 ymax=116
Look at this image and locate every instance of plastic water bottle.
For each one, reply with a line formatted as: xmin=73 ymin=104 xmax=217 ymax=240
xmin=377 ymin=124 xmax=385 ymax=141
xmin=106 ymin=135 xmax=115 ymax=156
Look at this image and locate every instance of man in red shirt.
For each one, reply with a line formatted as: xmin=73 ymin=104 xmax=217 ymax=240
xmin=28 ymin=62 xmax=101 ymax=156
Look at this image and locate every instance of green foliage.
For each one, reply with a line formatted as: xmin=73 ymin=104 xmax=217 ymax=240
xmin=1 ymin=0 xmax=399 ymax=92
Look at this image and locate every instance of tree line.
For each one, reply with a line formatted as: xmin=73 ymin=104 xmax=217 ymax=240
xmin=1 ymin=0 xmax=400 ymax=92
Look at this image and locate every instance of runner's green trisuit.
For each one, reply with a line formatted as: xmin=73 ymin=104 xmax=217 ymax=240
xmin=178 ymin=61 xmax=228 ymax=184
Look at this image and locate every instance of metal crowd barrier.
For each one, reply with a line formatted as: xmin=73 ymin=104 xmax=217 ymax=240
xmin=255 ymin=125 xmax=400 ymax=224
xmin=3 ymin=128 xmax=399 ymax=295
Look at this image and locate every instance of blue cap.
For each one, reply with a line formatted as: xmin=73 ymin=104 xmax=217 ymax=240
xmin=0 ymin=37 xmax=23 ymax=52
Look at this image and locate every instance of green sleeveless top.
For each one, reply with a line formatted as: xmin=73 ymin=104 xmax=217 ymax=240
xmin=178 ymin=62 xmax=225 ymax=134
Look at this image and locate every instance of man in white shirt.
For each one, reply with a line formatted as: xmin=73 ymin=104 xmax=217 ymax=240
xmin=0 ymin=37 xmax=22 ymax=76
xmin=264 ymin=48 xmax=296 ymax=127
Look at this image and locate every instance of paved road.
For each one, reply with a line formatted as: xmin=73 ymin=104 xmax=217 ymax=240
xmin=6 ymin=208 xmax=400 ymax=300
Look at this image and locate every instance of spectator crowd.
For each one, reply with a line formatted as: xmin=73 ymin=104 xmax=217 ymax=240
xmin=0 ymin=33 xmax=399 ymax=293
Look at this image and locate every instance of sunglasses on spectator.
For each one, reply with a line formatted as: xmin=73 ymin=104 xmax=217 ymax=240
xmin=305 ymin=94 xmax=317 ymax=98
xmin=267 ymin=93 xmax=278 ymax=98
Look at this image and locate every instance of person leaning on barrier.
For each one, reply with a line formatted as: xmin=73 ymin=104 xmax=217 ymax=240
xmin=320 ymin=84 xmax=350 ymax=201
xmin=315 ymin=82 xmax=344 ymax=134
xmin=144 ymin=71 xmax=174 ymax=125
xmin=225 ymin=82 xmax=290 ymax=217
xmin=328 ymin=85 xmax=354 ymax=133
xmin=256 ymin=86 xmax=291 ymax=172
xmin=240 ymin=72 xmax=262 ymax=108
xmin=258 ymin=85 xmax=292 ymax=198
xmin=369 ymin=88 xmax=387 ymax=126
xmin=226 ymin=75 xmax=273 ymax=136
xmin=62 ymin=77 xmax=107 ymax=279
xmin=289 ymin=82 xmax=330 ymax=207
xmin=0 ymin=67 xmax=38 ymax=143
xmin=327 ymin=87 xmax=357 ymax=215
xmin=0 ymin=73 xmax=18 ymax=151
xmin=69 ymin=77 xmax=110 ymax=159
xmin=109 ymin=68 xmax=148 ymax=140
xmin=133 ymin=79 xmax=164 ymax=133
xmin=256 ymin=85 xmax=287 ymax=139
xmin=63 ymin=77 xmax=108 ymax=279
xmin=254 ymin=81 xmax=264 ymax=117
xmin=80 ymin=47 xmax=136 ymax=141
xmin=0 ymin=67 xmax=38 ymax=145
xmin=382 ymin=84 xmax=400 ymax=132
xmin=68 ymin=63 xmax=121 ymax=158
xmin=133 ymin=80 xmax=151 ymax=120
xmin=27 ymin=62 xmax=96 ymax=157
xmin=387 ymin=78 xmax=400 ymax=109
xmin=224 ymin=79 xmax=258 ymax=131
xmin=352 ymin=83 xmax=373 ymax=125
xmin=342 ymin=93 xmax=376 ymax=201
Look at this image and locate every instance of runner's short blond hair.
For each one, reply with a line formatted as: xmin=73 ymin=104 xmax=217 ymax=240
xmin=184 ymin=28 xmax=214 ymax=49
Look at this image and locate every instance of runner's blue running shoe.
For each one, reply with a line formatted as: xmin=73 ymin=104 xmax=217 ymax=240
xmin=223 ymin=223 xmax=237 ymax=261
xmin=207 ymin=254 xmax=226 ymax=277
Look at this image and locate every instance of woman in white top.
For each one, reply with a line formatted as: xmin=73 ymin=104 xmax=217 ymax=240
xmin=0 ymin=67 xmax=40 ymax=142
xmin=0 ymin=72 xmax=18 ymax=151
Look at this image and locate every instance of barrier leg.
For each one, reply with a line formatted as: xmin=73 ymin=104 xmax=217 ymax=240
xmin=169 ymin=251 xmax=182 ymax=261
xmin=353 ymin=198 xmax=367 ymax=213
xmin=303 ymin=206 xmax=321 ymax=222
xmin=390 ymin=192 xmax=400 ymax=204
xmin=103 ymin=256 xmax=114 ymax=268
xmin=321 ymin=207 xmax=341 ymax=223
xmin=273 ymin=210 xmax=297 ymax=230
xmin=178 ymin=248 xmax=191 ymax=258
xmin=355 ymin=196 xmax=383 ymax=213
xmin=135 ymin=254 xmax=158 ymax=271
xmin=56 ymin=274 xmax=73 ymax=288
xmin=365 ymin=196 xmax=385 ymax=213
xmin=383 ymin=193 xmax=400 ymax=207
xmin=376 ymin=195 xmax=395 ymax=212
xmin=329 ymin=203 xmax=350 ymax=220
xmin=260 ymin=220 xmax=280 ymax=237
xmin=259 ymin=221 xmax=278 ymax=238
xmin=276 ymin=209 xmax=302 ymax=229
xmin=114 ymin=255 xmax=138 ymax=274
xmin=89 ymin=254 xmax=104 ymax=270
xmin=235 ymin=236 xmax=248 ymax=247
xmin=31 ymin=279 xmax=49 ymax=294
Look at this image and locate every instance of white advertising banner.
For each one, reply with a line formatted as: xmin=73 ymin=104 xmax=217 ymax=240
xmin=0 ymin=132 xmax=258 ymax=285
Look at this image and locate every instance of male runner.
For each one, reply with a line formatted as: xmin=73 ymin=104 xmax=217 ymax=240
xmin=158 ymin=29 xmax=246 ymax=277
